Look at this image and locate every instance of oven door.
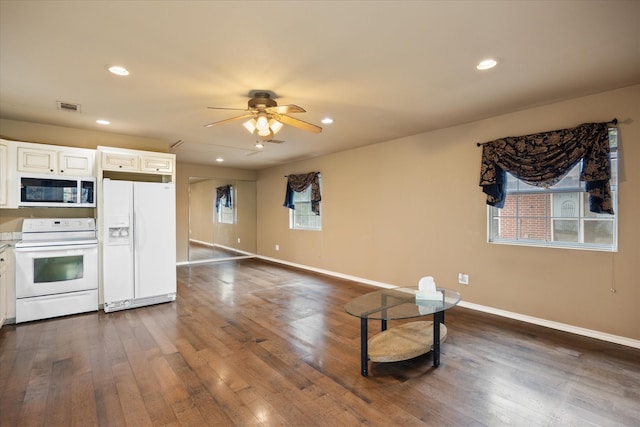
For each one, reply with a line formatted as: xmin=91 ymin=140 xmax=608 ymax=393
xmin=15 ymin=243 xmax=98 ymax=298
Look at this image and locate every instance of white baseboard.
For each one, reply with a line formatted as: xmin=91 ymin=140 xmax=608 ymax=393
xmin=457 ymin=301 xmax=640 ymax=349
xmin=178 ymin=255 xmax=254 ymax=266
xmin=256 ymin=255 xmax=640 ymax=350
xmin=257 ymin=255 xmax=397 ymax=289
xmin=177 ymin=244 xmax=255 ymax=266
xmin=189 ymin=238 xmax=214 ymax=247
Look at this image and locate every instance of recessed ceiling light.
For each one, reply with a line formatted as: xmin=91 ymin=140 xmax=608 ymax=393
xmin=107 ymin=65 xmax=130 ymax=76
xmin=321 ymin=117 xmax=334 ymax=124
xmin=216 ymin=157 xmax=224 ymax=162
xmin=96 ymin=119 xmax=110 ymax=125
xmin=476 ymin=59 xmax=497 ymax=70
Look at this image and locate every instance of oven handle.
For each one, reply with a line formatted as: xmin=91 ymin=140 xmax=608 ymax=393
xmin=14 ymin=244 xmax=98 ymax=252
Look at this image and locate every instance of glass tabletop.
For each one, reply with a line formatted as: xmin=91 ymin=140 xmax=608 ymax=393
xmin=344 ymin=287 xmax=461 ymax=320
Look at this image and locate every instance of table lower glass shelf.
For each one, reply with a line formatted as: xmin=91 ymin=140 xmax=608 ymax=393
xmin=368 ymin=321 xmax=448 ymax=363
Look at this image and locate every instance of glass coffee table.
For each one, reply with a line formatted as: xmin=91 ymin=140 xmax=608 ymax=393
xmin=345 ymin=287 xmax=461 ymax=376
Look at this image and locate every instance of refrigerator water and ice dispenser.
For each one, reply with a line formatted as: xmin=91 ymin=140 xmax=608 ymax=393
xmin=106 ymin=216 xmax=131 ymax=244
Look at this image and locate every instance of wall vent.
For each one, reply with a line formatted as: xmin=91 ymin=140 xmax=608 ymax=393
xmin=57 ymin=101 xmax=81 ymax=112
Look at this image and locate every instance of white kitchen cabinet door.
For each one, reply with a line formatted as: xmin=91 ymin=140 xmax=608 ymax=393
xmin=17 ymin=146 xmax=56 ymax=174
xmin=0 ymin=144 xmax=7 ymax=206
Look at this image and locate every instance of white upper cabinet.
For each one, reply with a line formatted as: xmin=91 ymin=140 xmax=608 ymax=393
xmin=140 ymin=154 xmax=174 ymax=174
xmin=58 ymin=150 xmax=95 ymax=175
xmin=99 ymin=146 xmax=175 ymax=179
xmin=17 ymin=146 xmax=55 ymax=173
xmin=100 ymin=150 xmax=140 ymax=172
xmin=0 ymin=143 xmax=7 ymax=206
xmin=17 ymin=144 xmax=94 ymax=176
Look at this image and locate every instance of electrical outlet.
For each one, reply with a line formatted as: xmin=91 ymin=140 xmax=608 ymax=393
xmin=275 ymin=244 xmax=280 ymax=251
xmin=237 ymin=238 xmax=241 ymax=244
xmin=458 ymin=273 xmax=469 ymax=285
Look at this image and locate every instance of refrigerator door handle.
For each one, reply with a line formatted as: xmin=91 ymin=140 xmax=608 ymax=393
xmin=133 ymin=210 xmax=140 ymax=297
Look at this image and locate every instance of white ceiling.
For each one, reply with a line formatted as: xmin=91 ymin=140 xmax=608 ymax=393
xmin=1 ymin=1 xmax=639 ymax=170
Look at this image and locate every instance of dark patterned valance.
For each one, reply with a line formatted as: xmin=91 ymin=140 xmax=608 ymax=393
xmin=479 ymin=122 xmax=614 ymax=214
xmin=283 ymin=172 xmax=321 ymax=215
xmin=215 ymin=185 xmax=232 ymax=212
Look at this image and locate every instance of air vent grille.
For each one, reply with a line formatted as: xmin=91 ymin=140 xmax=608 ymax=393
xmin=57 ymin=101 xmax=81 ymax=112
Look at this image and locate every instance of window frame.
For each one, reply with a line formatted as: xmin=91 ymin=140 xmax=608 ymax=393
xmin=215 ymin=187 xmax=235 ymax=225
xmin=289 ymin=180 xmax=322 ymax=231
xmin=487 ymin=128 xmax=618 ymax=252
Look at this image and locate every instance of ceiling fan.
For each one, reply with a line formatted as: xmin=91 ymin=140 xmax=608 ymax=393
xmin=204 ymin=90 xmax=322 ymax=141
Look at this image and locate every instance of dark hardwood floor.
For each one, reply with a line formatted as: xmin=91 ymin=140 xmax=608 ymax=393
xmin=1 ymin=259 xmax=639 ymax=426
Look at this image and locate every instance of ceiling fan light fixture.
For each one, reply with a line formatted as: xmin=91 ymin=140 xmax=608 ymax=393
xmin=206 ymin=91 xmax=322 ymax=136
xmin=256 ymin=114 xmax=270 ymax=132
xmin=269 ymin=119 xmax=283 ymax=134
xmin=243 ymin=118 xmax=257 ymax=133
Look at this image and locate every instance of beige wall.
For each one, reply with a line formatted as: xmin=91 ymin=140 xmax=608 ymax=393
xmin=256 ymin=85 xmax=640 ymax=341
xmin=234 ymin=179 xmax=258 ymax=254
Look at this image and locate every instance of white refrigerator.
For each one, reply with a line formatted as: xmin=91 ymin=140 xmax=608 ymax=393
xmin=102 ymin=179 xmax=176 ymax=312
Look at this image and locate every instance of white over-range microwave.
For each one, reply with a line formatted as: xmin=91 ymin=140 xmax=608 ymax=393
xmin=18 ymin=174 xmax=96 ymax=207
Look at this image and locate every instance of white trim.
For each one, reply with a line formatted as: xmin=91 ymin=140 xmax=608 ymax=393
xmin=257 ymin=255 xmax=395 ymax=289
xmin=179 ymin=243 xmax=256 ymax=266
xmin=178 ymin=255 xmax=254 ymax=266
xmin=189 ymin=238 xmax=214 ymax=247
xmin=458 ymin=301 xmax=640 ymax=349
xmin=255 ymin=255 xmax=640 ymax=350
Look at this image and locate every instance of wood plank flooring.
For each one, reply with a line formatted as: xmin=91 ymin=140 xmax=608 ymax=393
xmin=1 ymin=258 xmax=639 ymax=426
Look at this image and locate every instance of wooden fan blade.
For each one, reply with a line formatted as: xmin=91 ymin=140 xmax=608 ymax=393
xmin=204 ymin=113 xmax=254 ymax=128
xmin=207 ymin=106 xmax=250 ymax=111
xmin=268 ymin=104 xmax=306 ymax=114
xmin=278 ymin=114 xmax=322 ymax=133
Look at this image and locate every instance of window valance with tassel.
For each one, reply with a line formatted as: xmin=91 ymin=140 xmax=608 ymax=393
xmin=478 ymin=121 xmax=614 ymax=214
xmin=283 ymin=172 xmax=321 ymax=215
xmin=215 ymin=185 xmax=232 ymax=212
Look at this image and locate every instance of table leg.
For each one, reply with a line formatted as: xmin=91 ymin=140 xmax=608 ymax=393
xmin=381 ymin=294 xmax=388 ymax=331
xmin=433 ymin=312 xmax=442 ymax=367
xmin=361 ymin=317 xmax=368 ymax=376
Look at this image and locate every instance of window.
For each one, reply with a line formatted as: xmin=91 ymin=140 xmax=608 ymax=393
xmin=488 ymin=128 xmax=618 ymax=251
xmin=217 ymin=201 xmax=234 ymax=224
xmin=216 ymin=187 xmax=234 ymax=224
xmin=289 ymin=183 xmax=321 ymax=230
